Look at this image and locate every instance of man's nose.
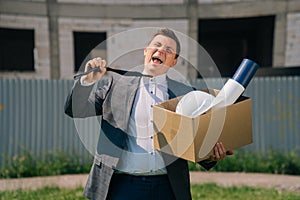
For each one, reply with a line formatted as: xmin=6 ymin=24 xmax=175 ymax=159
xmin=157 ymin=46 xmax=166 ymax=53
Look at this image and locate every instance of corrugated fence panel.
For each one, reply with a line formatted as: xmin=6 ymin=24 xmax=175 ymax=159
xmin=0 ymin=77 xmax=299 ymax=166
xmin=0 ymin=79 xmax=93 ymax=166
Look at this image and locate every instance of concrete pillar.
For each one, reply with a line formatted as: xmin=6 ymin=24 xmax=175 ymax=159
xmin=273 ymin=13 xmax=287 ymax=67
xmin=46 ymin=0 xmax=60 ymax=79
xmin=187 ymin=0 xmax=199 ymax=79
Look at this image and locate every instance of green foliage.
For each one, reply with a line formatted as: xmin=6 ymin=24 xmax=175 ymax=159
xmin=1 ymin=149 xmax=300 ymax=178
xmin=189 ymin=149 xmax=300 ymax=175
xmin=0 ymin=149 xmax=92 ymax=179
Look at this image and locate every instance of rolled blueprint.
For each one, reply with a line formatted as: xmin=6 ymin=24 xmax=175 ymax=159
xmin=176 ymin=58 xmax=259 ymax=117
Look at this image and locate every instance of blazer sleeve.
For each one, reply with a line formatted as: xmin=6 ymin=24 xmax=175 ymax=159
xmin=198 ymin=159 xmax=217 ymax=170
xmin=64 ymin=76 xmax=112 ymax=118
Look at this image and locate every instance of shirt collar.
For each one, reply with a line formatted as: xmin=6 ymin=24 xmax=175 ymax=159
xmin=142 ymin=70 xmax=167 ymax=85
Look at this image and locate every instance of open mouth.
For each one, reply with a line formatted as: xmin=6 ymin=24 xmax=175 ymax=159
xmin=152 ymin=56 xmax=163 ymax=64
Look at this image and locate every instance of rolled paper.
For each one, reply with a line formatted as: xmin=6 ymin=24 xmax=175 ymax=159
xmin=232 ymin=58 xmax=259 ymax=89
xmin=214 ymin=58 xmax=259 ymax=108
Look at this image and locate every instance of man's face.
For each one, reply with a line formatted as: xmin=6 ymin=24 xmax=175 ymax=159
xmin=143 ymin=35 xmax=178 ymax=76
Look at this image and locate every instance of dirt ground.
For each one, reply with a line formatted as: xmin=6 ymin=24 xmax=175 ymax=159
xmin=0 ymin=172 xmax=300 ymax=193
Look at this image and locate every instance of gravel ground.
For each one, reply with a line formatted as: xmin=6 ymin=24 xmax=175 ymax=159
xmin=0 ymin=172 xmax=300 ymax=193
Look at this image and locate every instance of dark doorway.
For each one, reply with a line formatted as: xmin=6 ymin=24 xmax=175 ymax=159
xmin=198 ymin=16 xmax=275 ymax=77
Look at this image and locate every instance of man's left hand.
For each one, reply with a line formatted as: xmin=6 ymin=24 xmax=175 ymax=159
xmin=210 ymin=142 xmax=234 ymax=161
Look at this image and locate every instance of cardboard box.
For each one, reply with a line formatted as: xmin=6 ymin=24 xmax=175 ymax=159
xmin=153 ymin=89 xmax=253 ymax=162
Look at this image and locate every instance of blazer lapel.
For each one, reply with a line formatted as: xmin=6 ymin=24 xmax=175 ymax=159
xmin=167 ymin=77 xmax=194 ymax=99
xmin=124 ymin=76 xmax=141 ymax=130
xmin=113 ymin=75 xmax=141 ymax=132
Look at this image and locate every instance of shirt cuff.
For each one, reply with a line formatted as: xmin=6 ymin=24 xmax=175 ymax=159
xmin=80 ymin=77 xmax=96 ymax=86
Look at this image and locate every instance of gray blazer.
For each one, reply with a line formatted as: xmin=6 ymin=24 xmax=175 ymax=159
xmin=64 ymin=72 xmax=216 ymax=200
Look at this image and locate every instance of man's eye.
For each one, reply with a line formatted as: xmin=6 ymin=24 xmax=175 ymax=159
xmin=166 ymin=48 xmax=173 ymax=54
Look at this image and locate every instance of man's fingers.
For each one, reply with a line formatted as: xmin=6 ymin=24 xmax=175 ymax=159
xmin=214 ymin=145 xmax=220 ymax=160
xmin=94 ymin=57 xmax=106 ymax=68
xmin=226 ymin=150 xmax=234 ymax=155
xmin=86 ymin=60 xmax=96 ymax=70
xmin=219 ymin=142 xmax=226 ymax=160
xmin=82 ymin=57 xmax=107 ymax=83
xmin=94 ymin=57 xmax=102 ymax=66
xmin=210 ymin=142 xmax=234 ymax=161
xmin=101 ymin=59 xmax=107 ymax=68
xmin=220 ymin=142 xmax=226 ymax=153
xmin=86 ymin=57 xmax=106 ymax=70
xmin=212 ymin=142 xmax=227 ymax=161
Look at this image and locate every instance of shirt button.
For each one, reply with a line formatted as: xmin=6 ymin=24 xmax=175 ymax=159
xmin=150 ymin=136 xmax=153 ymax=139
xmin=150 ymin=120 xmax=153 ymax=123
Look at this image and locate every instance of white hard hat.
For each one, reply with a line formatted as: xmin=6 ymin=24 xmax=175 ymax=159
xmin=176 ymin=91 xmax=214 ymax=117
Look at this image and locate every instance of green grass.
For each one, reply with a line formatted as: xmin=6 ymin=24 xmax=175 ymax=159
xmin=0 ymin=187 xmax=86 ymax=200
xmin=0 ymin=184 xmax=299 ymax=200
xmin=191 ymin=183 xmax=300 ymax=200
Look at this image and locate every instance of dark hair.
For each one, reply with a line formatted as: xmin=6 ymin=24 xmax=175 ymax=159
xmin=148 ymin=28 xmax=181 ymax=58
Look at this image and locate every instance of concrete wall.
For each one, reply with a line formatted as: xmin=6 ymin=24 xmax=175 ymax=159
xmin=0 ymin=0 xmax=300 ymax=79
xmin=57 ymin=0 xmax=184 ymax=4
xmin=58 ymin=18 xmax=188 ymax=79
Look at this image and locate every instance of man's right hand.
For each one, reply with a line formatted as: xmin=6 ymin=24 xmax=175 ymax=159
xmin=82 ymin=57 xmax=107 ymax=83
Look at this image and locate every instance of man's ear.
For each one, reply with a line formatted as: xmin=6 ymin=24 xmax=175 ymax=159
xmin=171 ymin=58 xmax=178 ymax=67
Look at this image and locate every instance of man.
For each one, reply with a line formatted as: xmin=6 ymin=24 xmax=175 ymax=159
xmin=65 ymin=28 xmax=233 ymax=200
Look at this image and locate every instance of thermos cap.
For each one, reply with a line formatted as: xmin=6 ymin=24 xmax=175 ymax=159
xmin=232 ymin=58 xmax=259 ymax=88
